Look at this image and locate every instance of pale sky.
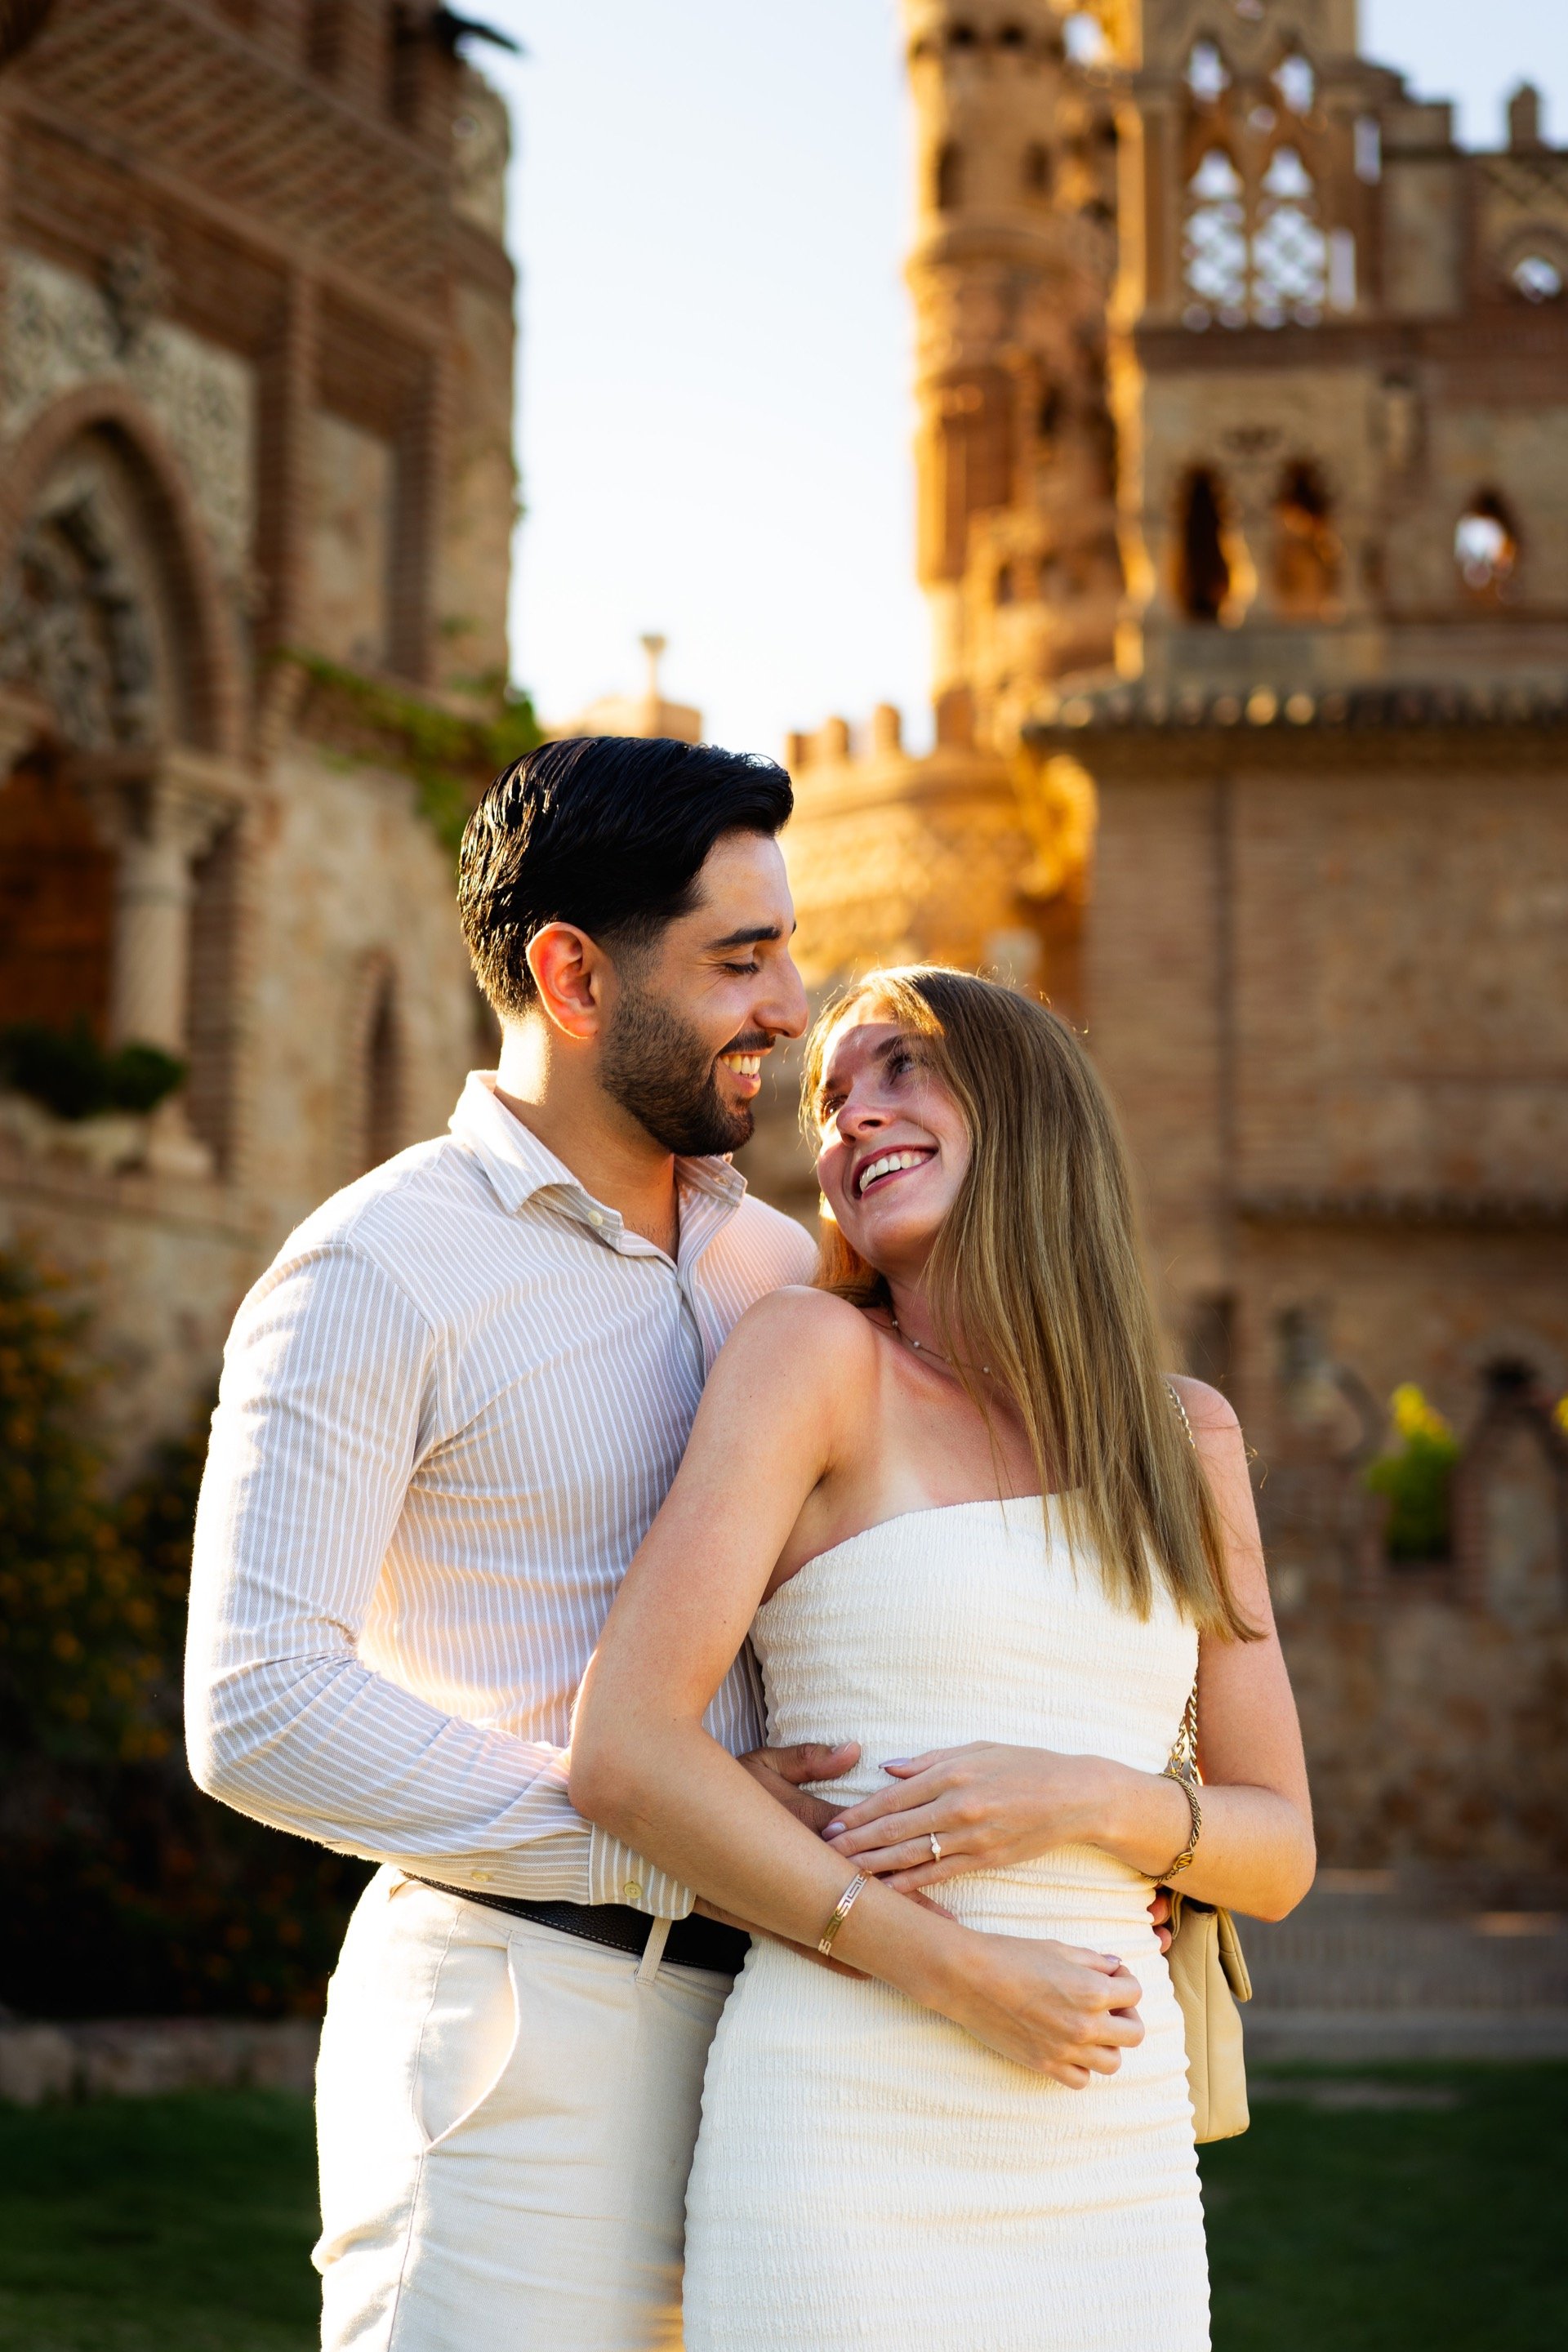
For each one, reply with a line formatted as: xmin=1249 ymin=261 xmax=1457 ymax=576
xmin=475 ymin=3 xmax=1568 ymax=763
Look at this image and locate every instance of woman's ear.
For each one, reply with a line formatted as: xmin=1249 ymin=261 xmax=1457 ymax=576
xmin=526 ymin=922 xmax=605 ymax=1040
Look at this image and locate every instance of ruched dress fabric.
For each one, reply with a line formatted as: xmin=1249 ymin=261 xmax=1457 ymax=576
xmin=681 ymin=1498 xmax=1209 ymax=2352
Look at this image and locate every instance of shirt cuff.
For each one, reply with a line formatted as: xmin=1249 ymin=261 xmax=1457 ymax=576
xmin=587 ymin=1827 xmax=697 ymax=1921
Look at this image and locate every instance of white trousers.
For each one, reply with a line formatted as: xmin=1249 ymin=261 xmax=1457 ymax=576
xmin=314 ymin=1870 xmax=729 ymax=2352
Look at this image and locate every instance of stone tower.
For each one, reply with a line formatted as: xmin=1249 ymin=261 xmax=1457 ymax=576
xmin=1110 ymin=0 xmax=1568 ymax=706
xmin=903 ymin=1 xmax=1128 ymax=751
xmin=773 ymin=0 xmax=1568 ymax=1869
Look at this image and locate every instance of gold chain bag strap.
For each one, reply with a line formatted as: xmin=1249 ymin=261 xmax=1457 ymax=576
xmin=1162 ymin=1381 xmax=1252 ymax=2145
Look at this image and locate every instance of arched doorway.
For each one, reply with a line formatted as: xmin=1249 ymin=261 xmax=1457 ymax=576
xmin=0 ymin=745 xmax=115 ymax=1038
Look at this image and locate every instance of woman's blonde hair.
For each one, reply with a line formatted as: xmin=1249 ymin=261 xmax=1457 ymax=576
xmin=804 ymin=965 xmax=1254 ymax=1640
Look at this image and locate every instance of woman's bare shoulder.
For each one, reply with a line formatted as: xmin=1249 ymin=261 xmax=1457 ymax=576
xmin=722 ymin=1284 xmax=881 ymax=1372
xmin=1167 ymin=1374 xmax=1242 ymax=1442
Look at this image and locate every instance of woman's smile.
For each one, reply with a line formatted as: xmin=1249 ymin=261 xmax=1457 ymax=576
xmin=853 ymin=1147 xmax=936 ymax=1198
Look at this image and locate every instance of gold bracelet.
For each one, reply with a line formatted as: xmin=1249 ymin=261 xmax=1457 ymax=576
xmin=1157 ymin=1766 xmax=1202 ymax=1882
xmin=817 ymin=1872 xmax=868 ymax=1955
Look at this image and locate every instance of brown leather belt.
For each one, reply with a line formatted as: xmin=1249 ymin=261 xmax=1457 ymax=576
xmin=415 ymin=1883 xmax=751 ymax=1977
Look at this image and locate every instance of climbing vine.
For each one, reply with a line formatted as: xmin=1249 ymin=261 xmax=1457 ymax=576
xmin=283 ymin=653 xmax=542 ymax=861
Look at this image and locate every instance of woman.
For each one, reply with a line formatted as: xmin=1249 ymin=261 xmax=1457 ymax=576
xmin=570 ymin=968 xmax=1314 ymax=2352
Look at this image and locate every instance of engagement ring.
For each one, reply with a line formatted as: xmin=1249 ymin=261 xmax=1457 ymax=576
xmin=929 ymin=1833 xmax=942 ymax=1862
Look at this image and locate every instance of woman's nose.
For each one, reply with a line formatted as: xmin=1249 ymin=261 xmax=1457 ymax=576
xmin=836 ymin=1095 xmax=889 ymax=1139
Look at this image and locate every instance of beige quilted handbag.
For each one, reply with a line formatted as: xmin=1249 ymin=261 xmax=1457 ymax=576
xmin=1165 ymin=1877 xmax=1253 ymax=2143
xmin=1162 ymin=1383 xmax=1253 ymax=2144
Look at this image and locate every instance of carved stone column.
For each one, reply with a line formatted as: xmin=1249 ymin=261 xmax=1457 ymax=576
xmin=77 ymin=748 xmax=243 ymax=1176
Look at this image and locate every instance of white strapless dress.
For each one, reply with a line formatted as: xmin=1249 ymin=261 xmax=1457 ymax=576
xmin=682 ymin=1498 xmax=1209 ymax=2352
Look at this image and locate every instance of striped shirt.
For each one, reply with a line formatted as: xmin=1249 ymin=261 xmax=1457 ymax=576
xmin=185 ymin=1070 xmax=817 ymax=1921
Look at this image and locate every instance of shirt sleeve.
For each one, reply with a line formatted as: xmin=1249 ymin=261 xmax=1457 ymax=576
xmin=184 ymin=1241 xmax=694 ymax=1919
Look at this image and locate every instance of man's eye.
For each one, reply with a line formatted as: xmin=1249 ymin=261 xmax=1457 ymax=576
xmin=723 ymin=960 xmax=761 ymax=976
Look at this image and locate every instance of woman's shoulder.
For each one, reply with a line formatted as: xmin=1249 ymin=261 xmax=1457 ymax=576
xmin=723 ymin=1285 xmax=881 ymax=1372
xmin=1166 ymin=1374 xmax=1241 ymax=1441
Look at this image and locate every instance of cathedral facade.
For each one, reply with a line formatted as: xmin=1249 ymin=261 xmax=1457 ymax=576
xmin=772 ymin=0 xmax=1568 ymax=1871
xmin=0 ymin=0 xmax=517 ymax=1461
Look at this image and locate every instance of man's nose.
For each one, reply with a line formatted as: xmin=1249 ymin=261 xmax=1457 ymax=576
xmin=760 ymin=951 xmax=809 ymax=1041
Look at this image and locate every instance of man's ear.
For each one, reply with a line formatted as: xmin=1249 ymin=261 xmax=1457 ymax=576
xmin=526 ymin=922 xmax=608 ymax=1040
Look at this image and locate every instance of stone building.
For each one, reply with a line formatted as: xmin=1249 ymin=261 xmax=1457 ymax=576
xmin=770 ymin=0 xmax=1568 ymax=1869
xmin=0 ymin=0 xmax=519 ymax=1461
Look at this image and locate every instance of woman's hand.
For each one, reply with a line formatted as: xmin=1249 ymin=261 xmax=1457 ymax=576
xmin=823 ymin=1742 xmax=1118 ymax=1891
xmin=955 ymin=1933 xmax=1144 ymax=2085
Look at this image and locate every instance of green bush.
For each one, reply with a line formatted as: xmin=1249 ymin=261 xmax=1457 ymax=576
xmin=0 ymin=1246 xmax=367 ymax=2020
xmin=0 ymin=1020 xmax=187 ymax=1121
xmin=1364 ymin=1383 xmax=1460 ymax=1561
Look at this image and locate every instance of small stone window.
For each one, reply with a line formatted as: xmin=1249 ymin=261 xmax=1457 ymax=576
xmin=1178 ymin=468 xmax=1232 ymax=621
xmin=947 ymin=21 xmax=978 ymax=48
xmin=1254 ymin=146 xmax=1325 ymax=324
xmin=1183 ymin=149 xmax=1247 ymax=324
xmin=997 ymin=22 xmax=1027 ymax=49
xmin=1273 ymin=52 xmax=1315 ymax=115
xmin=1454 ymin=493 xmax=1518 ymax=595
xmin=934 ymin=142 xmax=964 ymax=210
xmin=1273 ymin=459 xmax=1339 ymax=617
xmin=1354 ymin=116 xmax=1382 ymax=183
xmin=1063 ymin=12 xmax=1107 ymax=65
xmin=1511 ymin=252 xmax=1564 ymax=303
xmin=1023 ymin=142 xmax=1053 ymax=198
xmin=1187 ymin=39 xmax=1229 ymax=104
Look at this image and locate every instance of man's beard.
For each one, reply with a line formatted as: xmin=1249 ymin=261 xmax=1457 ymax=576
xmin=600 ymin=978 xmax=760 ymax=1157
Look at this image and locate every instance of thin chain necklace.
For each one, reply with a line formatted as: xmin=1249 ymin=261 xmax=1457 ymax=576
xmin=889 ymin=1312 xmax=991 ymax=1379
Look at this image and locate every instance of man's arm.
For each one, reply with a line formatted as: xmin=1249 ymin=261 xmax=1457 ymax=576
xmin=184 ymin=1239 xmax=692 ymax=1917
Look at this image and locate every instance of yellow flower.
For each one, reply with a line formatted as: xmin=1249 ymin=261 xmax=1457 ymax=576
xmin=1390 ymin=1383 xmax=1453 ymax=1445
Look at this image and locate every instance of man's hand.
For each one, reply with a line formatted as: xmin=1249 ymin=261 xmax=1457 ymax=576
xmin=738 ymin=1740 xmax=860 ymax=1836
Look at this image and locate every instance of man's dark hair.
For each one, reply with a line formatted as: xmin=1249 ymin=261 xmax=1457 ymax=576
xmin=458 ymin=735 xmax=794 ymax=1017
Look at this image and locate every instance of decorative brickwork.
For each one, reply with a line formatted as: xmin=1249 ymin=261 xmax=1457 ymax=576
xmin=0 ymin=0 xmax=516 ymax=1463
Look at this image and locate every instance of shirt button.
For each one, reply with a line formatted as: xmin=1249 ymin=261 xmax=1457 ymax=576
xmin=623 ymin=1879 xmax=643 ymax=1904
xmin=471 ymin=1870 xmax=494 ymax=1882
xmin=587 ymin=1209 xmax=604 ymax=1226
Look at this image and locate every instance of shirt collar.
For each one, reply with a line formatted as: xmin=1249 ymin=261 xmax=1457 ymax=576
xmin=448 ymin=1071 xmax=746 ymax=1248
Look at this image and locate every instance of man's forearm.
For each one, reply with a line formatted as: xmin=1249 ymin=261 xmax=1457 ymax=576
xmin=187 ymin=1647 xmax=694 ymax=1915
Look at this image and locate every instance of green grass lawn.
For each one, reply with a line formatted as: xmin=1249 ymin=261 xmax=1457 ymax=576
xmin=0 ymin=2065 xmax=1561 ymax=2349
xmin=0 ymin=2089 xmax=318 ymax=2352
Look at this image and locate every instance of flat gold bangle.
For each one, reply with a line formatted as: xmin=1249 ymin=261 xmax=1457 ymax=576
xmin=817 ymin=1872 xmax=868 ymax=1955
xmin=1157 ymin=1766 xmax=1202 ymax=1882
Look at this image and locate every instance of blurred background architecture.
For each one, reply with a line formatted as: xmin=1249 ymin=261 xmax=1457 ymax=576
xmin=0 ymin=0 xmax=1562 ymax=2035
xmin=763 ymin=0 xmax=1568 ymax=1878
xmin=0 ymin=0 xmax=527 ymax=1462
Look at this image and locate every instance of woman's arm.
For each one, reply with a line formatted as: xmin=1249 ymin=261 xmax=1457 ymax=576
xmin=569 ymin=1288 xmax=1147 ymax=2086
xmin=822 ymin=1379 xmax=1316 ymax=1924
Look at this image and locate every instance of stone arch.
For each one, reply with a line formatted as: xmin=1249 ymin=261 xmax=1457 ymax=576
xmin=344 ymin=950 xmax=407 ymax=1180
xmin=0 ymin=383 xmax=243 ymax=759
xmin=1272 ymin=457 xmax=1340 ymax=617
xmin=1453 ymin=1361 xmax=1568 ymax=1628
xmin=1175 ymin=465 xmax=1232 ymax=621
xmin=1453 ymin=486 xmax=1521 ymax=602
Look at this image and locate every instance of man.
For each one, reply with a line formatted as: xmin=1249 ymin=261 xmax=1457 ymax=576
xmin=186 ymin=734 xmax=853 ymax=2350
